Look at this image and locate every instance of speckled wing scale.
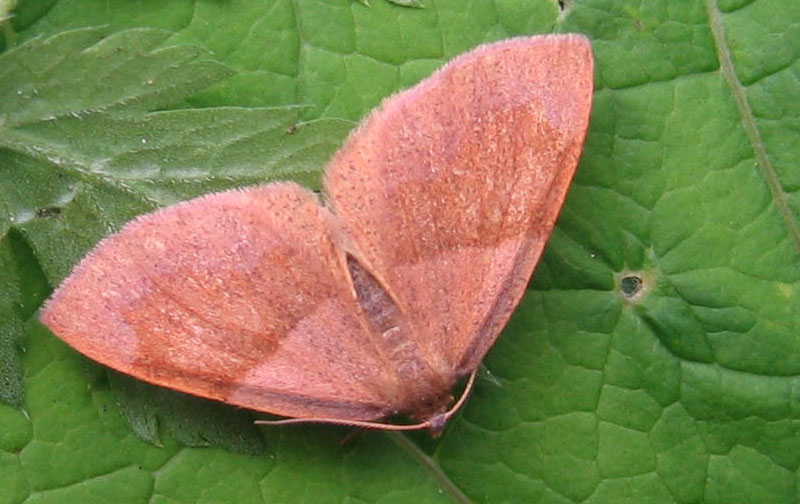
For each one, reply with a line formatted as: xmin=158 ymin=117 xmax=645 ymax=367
xmin=41 ymin=34 xmax=594 ymax=431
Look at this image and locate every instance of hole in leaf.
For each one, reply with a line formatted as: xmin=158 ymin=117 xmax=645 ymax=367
xmin=620 ymin=275 xmax=643 ymax=298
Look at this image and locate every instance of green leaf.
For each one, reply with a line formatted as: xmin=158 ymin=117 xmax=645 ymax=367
xmin=3 ymin=0 xmax=800 ymax=503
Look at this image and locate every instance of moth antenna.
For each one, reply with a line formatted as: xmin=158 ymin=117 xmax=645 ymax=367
xmin=254 ymin=369 xmax=479 ymax=434
xmin=440 ymin=367 xmax=478 ymax=422
xmin=255 ymin=416 xmax=433 ymax=431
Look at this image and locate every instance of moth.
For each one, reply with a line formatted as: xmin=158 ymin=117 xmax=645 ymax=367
xmin=41 ymin=34 xmax=594 ymax=434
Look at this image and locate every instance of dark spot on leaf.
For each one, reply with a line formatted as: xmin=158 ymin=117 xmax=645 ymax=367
xmin=286 ymin=124 xmax=298 ymax=134
xmin=620 ymin=275 xmax=643 ymax=298
xmin=35 ymin=206 xmax=62 ymax=219
xmin=557 ymin=0 xmax=567 ymax=11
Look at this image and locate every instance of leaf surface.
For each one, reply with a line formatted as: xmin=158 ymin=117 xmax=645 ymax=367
xmin=2 ymin=0 xmax=800 ymax=503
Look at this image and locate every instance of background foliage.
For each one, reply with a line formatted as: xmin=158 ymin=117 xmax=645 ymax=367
xmin=2 ymin=0 xmax=799 ymax=502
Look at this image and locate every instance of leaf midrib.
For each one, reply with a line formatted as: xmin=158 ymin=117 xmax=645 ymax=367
xmin=386 ymin=431 xmax=474 ymax=504
xmin=705 ymin=0 xmax=800 ymax=255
